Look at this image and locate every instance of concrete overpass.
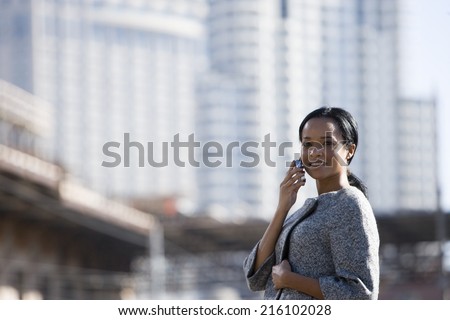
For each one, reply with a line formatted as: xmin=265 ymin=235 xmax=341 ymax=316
xmin=0 ymin=144 xmax=160 ymax=299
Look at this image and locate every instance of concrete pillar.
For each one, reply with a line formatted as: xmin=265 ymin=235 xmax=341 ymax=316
xmin=0 ymin=220 xmax=19 ymax=299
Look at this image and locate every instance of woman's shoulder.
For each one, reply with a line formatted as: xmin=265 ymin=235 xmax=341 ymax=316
xmin=338 ymin=186 xmax=369 ymax=204
xmin=338 ymin=187 xmax=376 ymax=223
xmin=321 ymin=186 xmax=373 ymax=215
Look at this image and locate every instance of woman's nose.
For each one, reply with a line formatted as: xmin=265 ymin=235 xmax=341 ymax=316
xmin=309 ymin=145 xmax=324 ymax=157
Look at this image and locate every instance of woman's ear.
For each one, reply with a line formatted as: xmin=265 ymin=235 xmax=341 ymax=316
xmin=346 ymin=143 xmax=356 ymax=161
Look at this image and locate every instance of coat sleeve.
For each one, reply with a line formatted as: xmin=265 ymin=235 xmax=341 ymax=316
xmin=318 ymin=195 xmax=380 ymax=299
xmin=243 ymin=241 xmax=276 ymax=292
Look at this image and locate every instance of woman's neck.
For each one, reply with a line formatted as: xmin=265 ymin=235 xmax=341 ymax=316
xmin=316 ymin=172 xmax=350 ymax=195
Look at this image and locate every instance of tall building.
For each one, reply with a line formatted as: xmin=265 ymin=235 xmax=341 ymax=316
xmin=198 ymin=0 xmax=294 ymax=219
xmin=0 ymin=0 xmax=208 ymax=209
xmin=0 ymin=0 xmax=438 ymax=220
xmin=0 ymin=79 xmax=52 ymax=160
xmin=397 ymin=98 xmax=437 ymax=210
xmin=198 ymin=0 xmax=436 ymax=218
xmin=354 ymin=0 xmax=400 ymax=212
xmin=0 ymin=1 xmax=34 ymax=93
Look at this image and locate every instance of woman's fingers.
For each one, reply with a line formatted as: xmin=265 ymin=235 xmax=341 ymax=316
xmin=278 ymin=166 xmax=306 ymax=212
xmin=280 ymin=163 xmax=297 ymax=184
xmin=282 ymin=168 xmax=306 ymax=188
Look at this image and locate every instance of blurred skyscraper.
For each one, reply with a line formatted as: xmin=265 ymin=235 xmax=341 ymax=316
xmin=0 ymin=0 xmax=208 ymax=210
xmin=0 ymin=0 xmax=437 ymax=219
xmin=197 ymin=0 xmax=437 ymax=218
xmin=397 ymin=98 xmax=437 ymax=209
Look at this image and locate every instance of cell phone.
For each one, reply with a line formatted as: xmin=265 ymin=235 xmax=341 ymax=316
xmin=295 ymin=159 xmax=303 ymax=168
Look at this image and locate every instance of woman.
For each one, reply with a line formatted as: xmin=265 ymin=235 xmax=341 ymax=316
xmin=243 ymin=107 xmax=379 ymax=299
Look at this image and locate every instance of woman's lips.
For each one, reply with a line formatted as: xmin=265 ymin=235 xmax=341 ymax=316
xmin=307 ymin=161 xmax=324 ymax=168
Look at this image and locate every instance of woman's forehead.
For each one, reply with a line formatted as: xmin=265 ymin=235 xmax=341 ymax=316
xmin=302 ymin=117 xmax=342 ymax=139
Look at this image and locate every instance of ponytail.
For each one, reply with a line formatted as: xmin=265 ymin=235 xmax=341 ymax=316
xmin=347 ymin=171 xmax=369 ymax=199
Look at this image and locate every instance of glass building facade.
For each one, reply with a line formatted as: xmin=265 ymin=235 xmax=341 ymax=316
xmin=0 ymin=0 xmax=437 ymax=219
xmin=0 ymin=0 xmax=208 ymax=210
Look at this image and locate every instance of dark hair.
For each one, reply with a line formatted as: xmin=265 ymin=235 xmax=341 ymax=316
xmin=298 ymin=106 xmax=368 ymax=198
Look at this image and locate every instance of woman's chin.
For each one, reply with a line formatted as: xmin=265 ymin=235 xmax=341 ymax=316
xmin=305 ymin=167 xmax=324 ymax=179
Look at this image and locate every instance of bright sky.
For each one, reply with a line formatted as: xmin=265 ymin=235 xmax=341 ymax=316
xmin=400 ymin=0 xmax=450 ymax=210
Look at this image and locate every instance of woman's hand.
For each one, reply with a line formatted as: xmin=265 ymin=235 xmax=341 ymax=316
xmin=272 ymin=260 xmax=292 ymax=290
xmin=253 ymin=163 xmax=306 ymax=272
xmin=277 ymin=161 xmax=306 ymax=214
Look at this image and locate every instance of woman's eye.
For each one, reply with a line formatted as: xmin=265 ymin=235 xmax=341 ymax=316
xmin=302 ymin=142 xmax=312 ymax=147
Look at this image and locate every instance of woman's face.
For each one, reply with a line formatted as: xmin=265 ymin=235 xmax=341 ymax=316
xmin=300 ymin=117 xmax=354 ymax=181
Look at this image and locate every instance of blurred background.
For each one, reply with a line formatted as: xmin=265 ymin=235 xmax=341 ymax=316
xmin=0 ymin=0 xmax=449 ymax=299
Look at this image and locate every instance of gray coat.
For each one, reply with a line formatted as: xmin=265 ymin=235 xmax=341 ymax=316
xmin=243 ymin=186 xmax=379 ymax=299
